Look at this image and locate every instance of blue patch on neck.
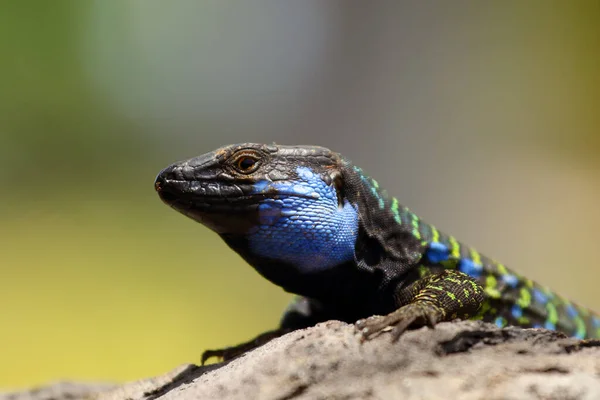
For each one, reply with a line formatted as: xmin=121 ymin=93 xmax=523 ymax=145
xmin=247 ymin=166 xmax=358 ymax=273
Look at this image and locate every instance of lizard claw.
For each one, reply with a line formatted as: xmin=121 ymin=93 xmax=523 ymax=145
xmin=201 ymin=348 xmax=239 ymax=365
xmin=201 ymin=343 xmax=260 ymax=365
xmin=200 ymin=328 xmax=288 ymax=365
xmin=356 ymin=302 xmax=443 ymax=342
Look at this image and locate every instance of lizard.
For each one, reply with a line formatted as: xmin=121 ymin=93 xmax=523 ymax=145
xmin=154 ymin=143 xmax=600 ymax=363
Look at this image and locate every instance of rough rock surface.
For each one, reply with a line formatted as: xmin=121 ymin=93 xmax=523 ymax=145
xmin=3 ymin=320 xmax=600 ymax=400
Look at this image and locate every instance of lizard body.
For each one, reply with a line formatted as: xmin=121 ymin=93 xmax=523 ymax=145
xmin=154 ymin=143 xmax=600 ymax=362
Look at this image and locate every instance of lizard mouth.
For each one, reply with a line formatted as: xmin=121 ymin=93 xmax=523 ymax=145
xmin=154 ymin=167 xmax=325 ymax=234
xmin=155 ymin=176 xmax=267 ymax=234
xmin=155 ymin=178 xmax=258 ymax=209
xmin=155 ymin=176 xmax=319 ymax=208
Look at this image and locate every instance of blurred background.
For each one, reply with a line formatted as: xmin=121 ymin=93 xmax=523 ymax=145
xmin=1 ymin=0 xmax=599 ymax=388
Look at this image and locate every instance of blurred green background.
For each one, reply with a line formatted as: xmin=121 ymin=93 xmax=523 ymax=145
xmin=1 ymin=1 xmax=599 ymax=388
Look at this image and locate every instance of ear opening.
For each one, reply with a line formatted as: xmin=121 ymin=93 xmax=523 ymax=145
xmin=332 ymin=171 xmax=345 ymax=209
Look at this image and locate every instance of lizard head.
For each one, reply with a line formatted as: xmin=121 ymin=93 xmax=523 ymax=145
xmin=155 ymin=143 xmax=360 ymax=274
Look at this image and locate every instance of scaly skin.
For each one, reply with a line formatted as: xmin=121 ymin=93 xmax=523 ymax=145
xmin=154 ymin=143 xmax=600 ymax=363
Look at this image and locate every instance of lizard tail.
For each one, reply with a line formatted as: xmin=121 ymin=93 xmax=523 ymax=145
xmin=477 ymin=264 xmax=600 ymax=339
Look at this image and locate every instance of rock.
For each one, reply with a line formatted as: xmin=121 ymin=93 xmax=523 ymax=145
xmin=0 ymin=382 xmax=115 ymax=400
xmin=4 ymin=320 xmax=600 ymax=400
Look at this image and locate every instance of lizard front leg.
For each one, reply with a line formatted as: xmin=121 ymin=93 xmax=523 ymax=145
xmin=356 ymin=269 xmax=485 ymax=341
xmin=201 ymin=296 xmax=330 ymax=364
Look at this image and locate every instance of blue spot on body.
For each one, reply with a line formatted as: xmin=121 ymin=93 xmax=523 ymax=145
xmin=511 ymin=304 xmax=523 ymax=319
xmin=458 ymin=258 xmax=483 ymax=278
xmin=533 ymin=289 xmax=549 ymax=305
xmin=249 ymin=166 xmax=358 ymax=272
xmin=426 ymin=242 xmax=450 ymax=263
xmin=592 ymin=316 xmax=600 ymax=328
xmin=533 ymin=323 xmax=542 ymax=329
xmin=566 ymin=304 xmax=578 ymax=319
xmin=501 ymin=274 xmax=519 ymax=288
xmin=544 ymin=321 xmax=556 ymax=330
xmin=494 ymin=317 xmax=505 ymax=328
xmin=574 ymin=330 xmax=586 ymax=340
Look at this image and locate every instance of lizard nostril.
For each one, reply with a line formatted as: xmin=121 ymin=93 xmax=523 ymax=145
xmin=157 ymin=164 xmax=186 ymax=182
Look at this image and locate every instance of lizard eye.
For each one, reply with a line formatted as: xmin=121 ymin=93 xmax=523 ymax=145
xmin=233 ymin=155 xmax=260 ymax=173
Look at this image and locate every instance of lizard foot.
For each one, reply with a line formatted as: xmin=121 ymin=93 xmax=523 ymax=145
xmin=355 ymin=302 xmax=444 ymax=342
xmin=201 ymin=328 xmax=288 ymax=365
xmin=201 ymin=347 xmax=242 ymax=365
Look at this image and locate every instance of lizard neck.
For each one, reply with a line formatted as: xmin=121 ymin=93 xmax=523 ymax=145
xmin=340 ymin=163 xmax=426 ymax=280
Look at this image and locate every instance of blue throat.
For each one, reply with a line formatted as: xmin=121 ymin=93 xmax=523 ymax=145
xmin=246 ymin=166 xmax=359 ymax=273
